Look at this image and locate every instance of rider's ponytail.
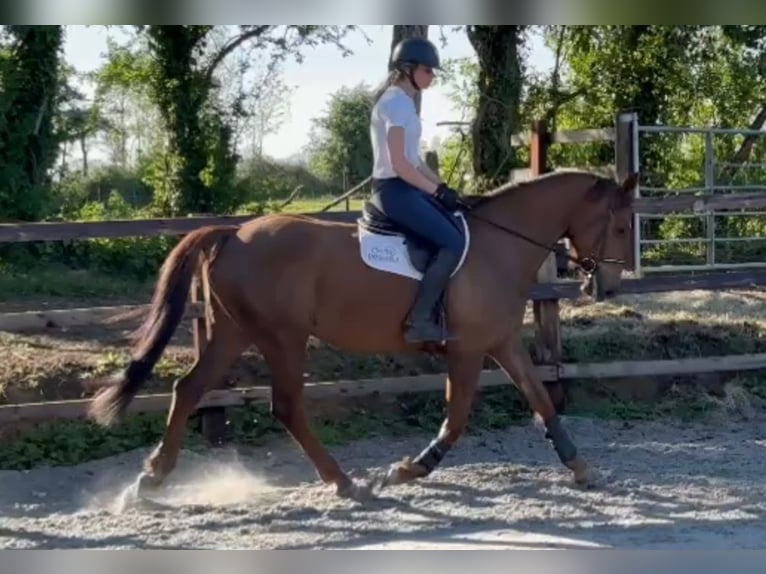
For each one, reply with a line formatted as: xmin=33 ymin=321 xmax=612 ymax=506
xmin=372 ymin=70 xmax=396 ymax=104
xmin=372 ymin=67 xmax=409 ymax=104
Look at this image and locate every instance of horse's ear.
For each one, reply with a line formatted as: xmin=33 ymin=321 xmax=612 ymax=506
xmin=586 ymin=177 xmax=611 ymax=201
xmin=617 ymin=172 xmax=638 ymax=207
xmin=620 ymin=172 xmax=638 ymax=195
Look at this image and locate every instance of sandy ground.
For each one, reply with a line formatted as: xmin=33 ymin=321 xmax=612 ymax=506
xmin=2 ymin=413 xmax=766 ymax=550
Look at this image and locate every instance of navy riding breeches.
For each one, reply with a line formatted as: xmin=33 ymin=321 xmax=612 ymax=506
xmin=371 ymin=178 xmax=464 ymax=255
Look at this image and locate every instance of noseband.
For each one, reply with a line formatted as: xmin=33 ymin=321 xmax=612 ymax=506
xmin=570 ymin=186 xmax=627 ymax=277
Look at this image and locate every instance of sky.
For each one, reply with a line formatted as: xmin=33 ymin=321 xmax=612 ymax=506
xmin=62 ymin=25 xmax=555 ymax=163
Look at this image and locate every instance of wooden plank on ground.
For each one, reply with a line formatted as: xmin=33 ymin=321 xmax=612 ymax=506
xmin=0 ymin=305 xmax=146 ymax=331
xmin=0 ymin=367 xmax=558 ymax=425
xmin=559 ymin=353 xmax=766 ymax=379
xmin=529 ymin=269 xmax=766 ymax=300
xmin=0 ymin=303 xmax=203 ymax=331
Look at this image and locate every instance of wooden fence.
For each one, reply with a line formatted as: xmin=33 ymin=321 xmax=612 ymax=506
xmin=3 ymin=116 xmax=766 ymax=441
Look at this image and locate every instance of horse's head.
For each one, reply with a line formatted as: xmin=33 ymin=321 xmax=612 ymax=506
xmin=565 ymin=172 xmax=637 ymax=301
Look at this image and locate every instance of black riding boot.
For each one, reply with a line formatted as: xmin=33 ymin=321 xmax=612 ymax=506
xmin=404 ymin=248 xmax=461 ymax=343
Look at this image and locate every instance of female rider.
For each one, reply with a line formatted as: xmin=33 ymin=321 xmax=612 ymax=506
xmin=368 ymin=36 xmax=463 ymax=344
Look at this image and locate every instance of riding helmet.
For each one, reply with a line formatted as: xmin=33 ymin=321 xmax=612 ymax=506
xmin=390 ymin=37 xmax=441 ymax=70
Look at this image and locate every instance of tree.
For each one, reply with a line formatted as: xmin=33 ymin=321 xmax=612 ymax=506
xmin=90 ymin=35 xmax=161 ymax=170
xmin=138 ymin=25 xmax=357 ymax=214
xmin=716 ymin=26 xmax=766 ymax=182
xmin=306 ymin=83 xmax=374 ymax=188
xmin=0 ymin=25 xmax=64 ymax=220
xmin=436 ymin=55 xmax=479 ymax=187
xmin=466 ymin=25 xmax=526 ymax=189
xmin=200 ymin=27 xmax=292 ymax=160
xmin=55 ymin=65 xmax=114 ymax=177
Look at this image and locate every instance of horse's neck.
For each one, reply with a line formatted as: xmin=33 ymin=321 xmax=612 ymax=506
xmin=473 ymin=182 xmax=580 ymax=276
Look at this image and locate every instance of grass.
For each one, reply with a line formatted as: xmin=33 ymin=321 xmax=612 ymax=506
xmin=0 ymin=264 xmax=154 ymax=305
xmin=276 ymin=196 xmax=364 ymax=214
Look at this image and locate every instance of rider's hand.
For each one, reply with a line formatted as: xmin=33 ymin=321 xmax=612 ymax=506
xmin=434 ymin=182 xmax=460 ymax=211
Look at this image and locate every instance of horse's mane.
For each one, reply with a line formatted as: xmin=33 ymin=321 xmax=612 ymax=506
xmin=459 ymin=169 xmax=616 ymax=209
xmin=460 ymin=180 xmax=520 ymax=208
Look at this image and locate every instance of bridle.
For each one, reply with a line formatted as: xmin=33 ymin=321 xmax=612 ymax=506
xmin=456 ymin=185 xmax=626 ymax=279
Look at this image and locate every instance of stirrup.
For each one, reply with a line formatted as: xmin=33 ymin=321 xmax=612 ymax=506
xmin=404 ymin=308 xmax=457 ymax=344
xmin=404 ymin=321 xmax=455 ymax=343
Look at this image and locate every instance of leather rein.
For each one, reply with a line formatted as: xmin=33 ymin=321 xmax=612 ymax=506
xmin=455 ymin=189 xmax=625 ymax=278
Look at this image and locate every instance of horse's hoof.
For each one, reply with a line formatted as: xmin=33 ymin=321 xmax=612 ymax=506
xmin=378 ymin=458 xmax=428 ymax=490
xmin=335 ymin=478 xmax=375 ymax=501
xmin=115 ymin=472 xmax=166 ymax=512
xmin=568 ymin=456 xmax=603 ymax=489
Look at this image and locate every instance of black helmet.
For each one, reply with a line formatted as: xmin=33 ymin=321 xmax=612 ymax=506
xmin=390 ymin=37 xmax=441 ymax=70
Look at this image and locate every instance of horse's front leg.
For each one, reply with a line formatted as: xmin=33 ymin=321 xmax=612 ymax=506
xmin=490 ymin=335 xmax=601 ymax=488
xmin=380 ymin=350 xmax=484 ymax=488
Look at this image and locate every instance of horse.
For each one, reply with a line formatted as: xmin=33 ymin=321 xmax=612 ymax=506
xmin=86 ymin=168 xmax=637 ymax=503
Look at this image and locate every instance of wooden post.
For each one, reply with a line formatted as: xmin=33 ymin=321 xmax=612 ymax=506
xmin=425 ymin=149 xmax=440 ymax=177
xmin=615 ymin=111 xmax=639 ymax=273
xmin=192 ymin=273 xmax=228 ymax=446
xmin=530 ymin=120 xmax=565 ymax=412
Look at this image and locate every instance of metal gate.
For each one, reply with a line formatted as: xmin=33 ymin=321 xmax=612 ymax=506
xmin=627 ymin=113 xmax=766 ymax=277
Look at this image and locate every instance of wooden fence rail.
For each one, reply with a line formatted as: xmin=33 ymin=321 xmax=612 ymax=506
xmin=4 ymin=351 xmax=766 ymax=425
xmin=3 ymin=119 xmax=766 ymax=440
xmin=0 ymin=210 xmax=359 ymax=243
xmin=4 ymin=192 xmax=766 ymax=244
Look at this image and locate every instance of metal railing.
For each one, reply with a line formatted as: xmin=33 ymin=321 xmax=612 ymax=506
xmin=632 ymin=121 xmax=766 ymax=276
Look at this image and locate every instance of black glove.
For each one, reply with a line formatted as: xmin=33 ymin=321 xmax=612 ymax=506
xmin=434 ymin=182 xmax=460 ymax=212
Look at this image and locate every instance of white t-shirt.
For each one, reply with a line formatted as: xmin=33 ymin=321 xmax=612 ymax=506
xmin=369 ymin=85 xmax=422 ymax=179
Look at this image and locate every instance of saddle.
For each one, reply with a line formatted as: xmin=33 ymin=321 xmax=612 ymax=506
xmin=358 ymin=199 xmax=446 ymax=274
xmin=356 ymin=197 xmax=471 ymax=345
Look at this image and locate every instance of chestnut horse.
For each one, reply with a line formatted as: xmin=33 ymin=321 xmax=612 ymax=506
xmin=87 ymin=169 xmax=637 ymax=503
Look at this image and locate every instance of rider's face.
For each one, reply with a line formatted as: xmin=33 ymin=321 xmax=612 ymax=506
xmin=414 ymin=65 xmax=435 ymax=89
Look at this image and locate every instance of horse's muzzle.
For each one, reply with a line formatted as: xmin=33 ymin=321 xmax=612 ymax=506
xmin=580 ymin=271 xmax=616 ymax=301
xmin=580 ymin=273 xmax=596 ymax=299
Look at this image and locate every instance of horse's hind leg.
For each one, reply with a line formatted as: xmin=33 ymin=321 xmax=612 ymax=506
xmin=490 ymin=335 xmax=600 ymax=487
xmin=381 ymin=351 xmax=484 ymax=487
xmin=257 ymin=329 xmax=370 ymax=500
xmin=128 ymin=315 xmax=249 ymax=501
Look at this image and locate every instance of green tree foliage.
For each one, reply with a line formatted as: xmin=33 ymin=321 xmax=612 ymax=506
xmin=430 ymin=25 xmax=766 ymax=266
xmin=306 ymin=83 xmax=374 ymax=188
xmin=534 ymin=25 xmax=766 ymax=265
xmin=5 ymin=25 xmax=766 ymax=275
xmin=434 ymin=56 xmax=478 ymax=188
xmin=141 ymin=25 xmax=221 ymax=215
xmin=0 ymin=25 xmax=64 ymax=220
xmin=138 ymin=25 xmax=357 ymax=215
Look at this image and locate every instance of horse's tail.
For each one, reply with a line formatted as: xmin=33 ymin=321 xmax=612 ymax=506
xmin=86 ymin=225 xmax=236 ymax=427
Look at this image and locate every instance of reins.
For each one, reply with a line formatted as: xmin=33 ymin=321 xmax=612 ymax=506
xmin=456 ymin=189 xmax=625 ymax=277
